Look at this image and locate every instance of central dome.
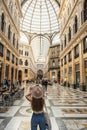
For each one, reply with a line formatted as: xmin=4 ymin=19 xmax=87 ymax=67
xmin=21 ymin=0 xmax=60 ymax=34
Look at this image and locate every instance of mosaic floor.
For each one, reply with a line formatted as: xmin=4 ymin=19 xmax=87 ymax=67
xmin=0 ymin=84 xmax=87 ymax=130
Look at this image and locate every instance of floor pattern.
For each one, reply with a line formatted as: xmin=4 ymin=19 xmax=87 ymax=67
xmin=0 ymin=84 xmax=87 ymax=130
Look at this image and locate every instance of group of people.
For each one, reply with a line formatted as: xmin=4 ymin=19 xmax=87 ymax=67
xmin=25 ymin=84 xmax=51 ymax=130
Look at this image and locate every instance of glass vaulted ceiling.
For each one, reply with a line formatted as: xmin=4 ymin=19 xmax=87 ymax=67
xmin=21 ymin=0 xmax=60 ymax=34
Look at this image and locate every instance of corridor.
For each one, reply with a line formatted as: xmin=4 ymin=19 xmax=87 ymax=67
xmin=0 ymin=83 xmax=87 ymax=130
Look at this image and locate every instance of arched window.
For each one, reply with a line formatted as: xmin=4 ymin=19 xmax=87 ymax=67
xmin=8 ymin=25 xmax=11 ymax=40
xmin=13 ymin=34 xmax=15 ymax=46
xmin=1 ymin=13 xmax=4 ymax=32
xmin=84 ymin=0 xmax=87 ymax=21
xmin=75 ymin=15 xmax=78 ymax=33
xmin=68 ymin=27 xmax=71 ymax=41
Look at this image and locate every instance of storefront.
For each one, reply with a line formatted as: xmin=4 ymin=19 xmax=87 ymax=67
xmin=0 ymin=61 xmax=2 ymax=85
xmin=68 ymin=67 xmax=72 ymax=87
xmin=84 ymin=60 xmax=87 ymax=90
xmin=75 ymin=64 xmax=80 ymax=88
xmin=5 ymin=64 xmax=9 ymax=80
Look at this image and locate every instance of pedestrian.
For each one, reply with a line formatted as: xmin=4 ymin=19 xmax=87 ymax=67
xmin=25 ymin=85 xmax=46 ymax=130
xmin=44 ymin=79 xmax=48 ymax=91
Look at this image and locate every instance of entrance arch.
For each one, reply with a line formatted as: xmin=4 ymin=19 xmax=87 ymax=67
xmin=37 ymin=70 xmax=43 ymax=79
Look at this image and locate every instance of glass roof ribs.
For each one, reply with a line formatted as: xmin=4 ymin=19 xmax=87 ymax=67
xmin=21 ymin=0 xmax=60 ymax=35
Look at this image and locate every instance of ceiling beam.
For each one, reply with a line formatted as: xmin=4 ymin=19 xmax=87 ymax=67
xmin=54 ymin=0 xmax=60 ymax=7
xmin=21 ymin=0 xmax=28 ymax=6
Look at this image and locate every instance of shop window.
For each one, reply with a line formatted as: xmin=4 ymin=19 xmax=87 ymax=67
xmin=75 ymin=64 xmax=80 ymax=86
xmin=83 ymin=36 xmax=87 ymax=53
xmin=6 ymin=49 xmax=10 ymax=61
xmin=84 ymin=0 xmax=87 ymax=21
xmin=74 ymin=44 xmax=79 ymax=58
xmin=5 ymin=65 xmax=9 ymax=79
xmin=8 ymin=25 xmax=11 ymax=40
xmin=1 ymin=13 xmax=4 ymax=32
xmin=0 ymin=42 xmax=3 ymax=57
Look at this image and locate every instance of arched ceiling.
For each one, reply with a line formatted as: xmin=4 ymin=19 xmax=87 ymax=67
xmin=20 ymin=0 xmax=60 ymax=35
xmin=20 ymin=0 xmax=61 ymax=62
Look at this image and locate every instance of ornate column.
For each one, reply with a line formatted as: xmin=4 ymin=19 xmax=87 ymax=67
xmin=79 ymin=41 xmax=85 ymax=90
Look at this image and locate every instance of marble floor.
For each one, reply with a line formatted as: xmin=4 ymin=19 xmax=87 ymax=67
xmin=0 ymin=84 xmax=87 ymax=130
